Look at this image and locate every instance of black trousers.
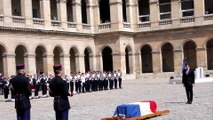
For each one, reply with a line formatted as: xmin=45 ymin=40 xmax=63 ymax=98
xmin=185 ymin=85 xmax=193 ymax=102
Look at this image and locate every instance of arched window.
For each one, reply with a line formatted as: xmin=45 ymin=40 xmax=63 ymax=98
xmin=161 ymin=43 xmax=174 ymax=72
xmin=35 ymin=46 xmax=46 ymax=73
xmin=183 ymin=41 xmax=197 ymax=69
xmin=141 ymin=45 xmax=153 ymax=73
xmin=102 ymin=47 xmax=113 ymax=72
xmin=207 ymin=39 xmax=213 ymax=70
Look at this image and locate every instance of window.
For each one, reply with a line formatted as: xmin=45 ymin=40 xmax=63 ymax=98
xmin=138 ymin=0 xmax=150 ymax=22
xmin=205 ymin=0 xmax=213 ymax=15
xmin=180 ymin=0 xmax=194 ymax=17
xmin=159 ymin=0 xmax=171 ymax=20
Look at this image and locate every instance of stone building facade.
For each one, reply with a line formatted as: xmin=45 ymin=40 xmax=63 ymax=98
xmin=0 ymin=0 xmax=213 ymax=79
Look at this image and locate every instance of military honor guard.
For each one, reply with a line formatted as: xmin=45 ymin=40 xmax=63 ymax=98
xmin=40 ymin=73 xmax=48 ymax=98
xmin=3 ymin=77 xmax=10 ymax=102
xmin=49 ymin=64 xmax=73 ymax=120
xmin=10 ymin=64 xmax=32 ymax=120
xmin=69 ymin=74 xmax=74 ymax=94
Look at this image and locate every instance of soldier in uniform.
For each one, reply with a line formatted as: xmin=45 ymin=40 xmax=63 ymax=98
xmin=49 ymin=64 xmax=73 ymax=120
xmin=3 ymin=77 xmax=10 ymax=102
xmin=117 ymin=70 xmax=122 ymax=89
xmin=69 ymin=74 xmax=74 ymax=94
xmin=10 ymin=64 xmax=32 ymax=120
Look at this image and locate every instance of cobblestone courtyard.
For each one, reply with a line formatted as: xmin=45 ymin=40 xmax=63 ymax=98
xmin=0 ymin=79 xmax=212 ymax=120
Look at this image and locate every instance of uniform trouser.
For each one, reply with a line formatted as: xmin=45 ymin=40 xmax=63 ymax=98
xmin=185 ymin=85 xmax=193 ymax=102
xmin=16 ymin=109 xmax=30 ymax=120
xmin=119 ymin=78 xmax=122 ymax=88
xmin=55 ymin=110 xmax=69 ymax=120
xmin=34 ymin=85 xmax=40 ymax=96
xmin=114 ymin=79 xmax=117 ymax=89
xmin=70 ymin=82 xmax=74 ymax=93
xmin=11 ymin=89 xmax=15 ymax=99
xmin=42 ymin=84 xmax=47 ymax=95
xmin=4 ymin=87 xmax=9 ymax=99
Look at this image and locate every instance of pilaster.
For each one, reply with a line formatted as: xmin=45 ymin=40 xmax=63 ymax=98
xmin=173 ymin=49 xmax=183 ymax=75
xmin=196 ymin=47 xmax=207 ymax=70
xmin=149 ymin=0 xmax=159 ymax=30
xmin=194 ymin=0 xmax=204 ymax=25
xmin=134 ymin=52 xmax=142 ymax=74
xmin=21 ymin=0 xmax=33 ymax=25
xmin=40 ymin=0 xmax=51 ymax=28
xmin=171 ymin=0 xmax=181 ymax=27
xmin=110 ymin=0 xmax=123 ymax=30
xmin=60 ymin=54 xmax=70 ymax=75
xmin=73 ymin=0 xmax=82 ymax=31
xmin=2 ymin=0 xmax=12 ymax=24
xmin=57 ymin=0 xmax=68 ymax=28
xmin=2 ymin=53 xmax=16 ymax=76
xmin=152 ymin=51 xmax=161 ymax=73
xmin=112 ymin=52 xmax=125 ymax=72
xmin=75 ymin=54 xmax=85 ymax=72
xmin=24 ymin=53 xmax=36 ymax=75
xmin=127 ymin=1 xmax=138 ymax=31
xmin=43 ymin=53 xmax=54 ymax=75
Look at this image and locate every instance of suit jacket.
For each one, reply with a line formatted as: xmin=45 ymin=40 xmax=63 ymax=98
xmin=49 ymin=76 xmax=70 ymax=111
xmin=11 ymin=73 xmax=32 ymax=110
xmin=182 ymin=68 xmax=195 ymax=86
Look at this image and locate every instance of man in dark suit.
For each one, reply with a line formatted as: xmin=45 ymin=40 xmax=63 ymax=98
xmin=49 ymin=64 xmax=73 ymax=120
xmin=11 ymin=64 xmax=32 ymax=120
xmin=182 ymin=63 xmax=195 ymax=104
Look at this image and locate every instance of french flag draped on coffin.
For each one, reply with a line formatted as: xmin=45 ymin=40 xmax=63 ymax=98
xmin=113 ymin=101 xmax=157 ymax=118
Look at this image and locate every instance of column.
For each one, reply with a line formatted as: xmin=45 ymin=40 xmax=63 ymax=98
xmin=73 ymin=0 xmax=82 ymax=30
xmin=57 ymin=0 xmax=68 ymax=28
xmin=24 ymin=54 xmax=36 ymax=75
xmin=112 ymin=52 xmax=125 ymax=73
xmin=21 ymin=0 xmax=33 ymax=25
xmin=110 ymin=0 xmax=123 ymax=30
xmin=2 ymin=0 xmax=12 ymax=24
xmin=128 ymin=52 xmax=135 ymax=74
xmin=152 ymin=51 xmax=161 ymax=73
xmin=43 ymin=54 xmax=54 ymax=75
xmin=194 ymin=0 xmax=204 ymax=25
xmin=173 ymin=49 xmax=183 ymax=75
xmin=196 ymin=47 xmax=207 ymax=70
xmin=60 ymin=54 xmax=70 ymax=75
xmin=75 ymin=54 xmax=85 ymax=72
xmin=134 ymin=52 xmax=142 ymax=74
xmin=149 ymin=0 xmax=159 ymax=30
xmin=171 ymin=0 xmax=181 ymax=27
xmin=127 ymin=0 xmax=138 ymax=31
xmin=40 ymin=0 xmax=51 ymax=27
xmin=3 ymin=53 xmax=16 ymax=76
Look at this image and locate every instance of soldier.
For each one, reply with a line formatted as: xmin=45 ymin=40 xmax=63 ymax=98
xmin=108 ymin=72 xmax=113 ymax=89
xmin=117 ymin=70 xmax=122 ymax=89
xmin=49 ymin=64 xmax=73 ymax=120
xmin=40 ymin=73 xmax=48 ymax=98
xmin=10 ymin=64 xmax=32 ymax=120
xmin=103 ymin=72 xmax=108 ymax=90
xmin=69 ymin=74 xmax=74 ymax=94
xmin=3 ymin=77 xmax=10 ymax=102
xmin=81 ymin=73 xmax=86 ymax=93
xmin=34 ymin=74 xmax=41 ymax=99
xmin=113 ymin=71 xmax=118 ymax=89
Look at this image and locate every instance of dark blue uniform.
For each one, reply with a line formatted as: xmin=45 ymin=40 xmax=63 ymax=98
xmin=11 ymin=73 xmax=32 ymax=120
xmin=49 ymin=76 xmax=70 ymax=120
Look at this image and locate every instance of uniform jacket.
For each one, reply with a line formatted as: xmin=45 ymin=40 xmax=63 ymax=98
xmin=11 ymin=73 xmax=32 ymax=110
xmin=49 ymin=76 xmax=70 ymax=111
xmin=182 ymin=68 xmax=195 ymax=86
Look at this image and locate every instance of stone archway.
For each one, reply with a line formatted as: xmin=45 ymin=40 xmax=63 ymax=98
xmin=162 ymin=43 xmax=174 ymax=72
xmin=0 ymin=45 xmax=6 ymax=75
xmin=125 ymin=46 xmax=132 ymax=74
xmin=70 ymin=47 xmax=78 ymax=74
xmin=53 ymin=46 xmax=63 ymax=65
xmin=84 ymin=47 xmax=92 ymax=72
xmin=207 ymin=39 xmax=213 ymax=70
xmin=15 ymin=45 xmax=27 ymax=65
xmin=141 ymin=45 xmax=153 ymax=73
xmin=35 ymin=46 xmax=46 ymax=74
xmin=102 ymin=46 xmax=113 ymax=72
xmin=183 ymin=41 xmax=197 ymax=69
